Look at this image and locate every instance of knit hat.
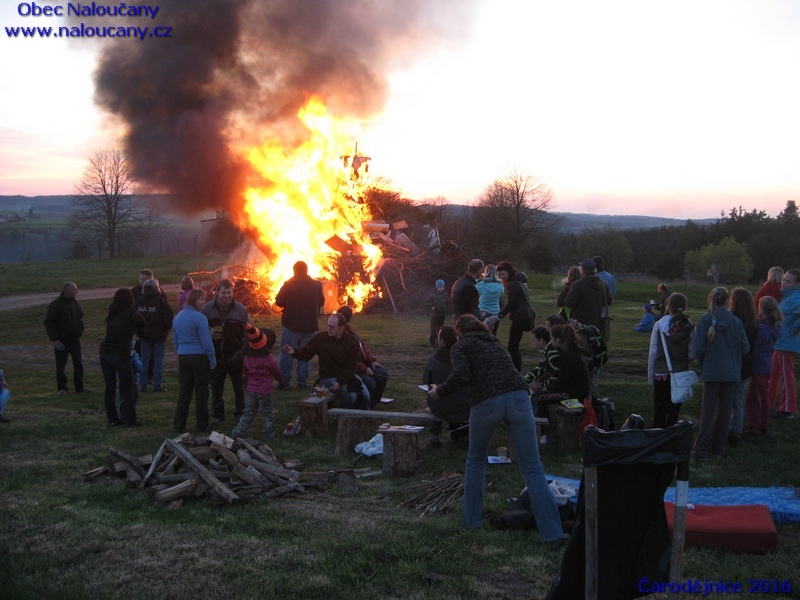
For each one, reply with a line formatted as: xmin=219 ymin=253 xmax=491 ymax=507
xmin=643 ymin=303 xmax=653 ymax=312
xmin=246 ymin=323 xmax=275 ymax=352
xmin=435 ymin=279 xmax=445 ymax=288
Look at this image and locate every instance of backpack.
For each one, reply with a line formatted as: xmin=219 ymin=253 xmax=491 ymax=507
xmin=578 ymin=324 xmax=608 ymax=371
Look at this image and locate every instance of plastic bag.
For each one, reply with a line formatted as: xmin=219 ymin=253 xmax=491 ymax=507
xmin=355 ymin=433 xmax=384 ymax=456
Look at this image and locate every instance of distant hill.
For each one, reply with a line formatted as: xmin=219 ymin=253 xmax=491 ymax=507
xmin=554 ymin=212 xmax=717 ymax=233
xmin=0 ymin=195 xmax=717 ymax=230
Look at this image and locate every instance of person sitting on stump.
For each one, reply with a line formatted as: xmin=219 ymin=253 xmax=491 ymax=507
xmin=336 ymin=305 xmax=389 ymax=408
xmin=423 ymin=325 xmax=470 ymax=448
xmin=282 ymin=313 xmax=368 ymax=409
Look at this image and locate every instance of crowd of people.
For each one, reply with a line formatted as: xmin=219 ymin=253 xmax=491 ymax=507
xmin=14 ymin=256 xmax=797 ymax=538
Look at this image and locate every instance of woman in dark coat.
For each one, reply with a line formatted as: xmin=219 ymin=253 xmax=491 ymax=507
xmin=429 ymin=315 xmax=565 ymax=544
xmin=423 ymin=325 xmax=471 ymax=447
xmin=493 ymin=261 xmax=535 ymax=372
xmin=543 ymin=324 xmax=591 ymax=401
xmin=99 ymin=288 xmax=144 ymax=426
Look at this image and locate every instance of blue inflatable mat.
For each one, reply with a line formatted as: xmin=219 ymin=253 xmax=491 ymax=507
xmin=547 ymin=475 xmax=800 ymax=524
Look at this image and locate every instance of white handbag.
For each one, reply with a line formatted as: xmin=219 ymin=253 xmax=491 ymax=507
xmin=659 ymin=329 xmax=699 ymax=404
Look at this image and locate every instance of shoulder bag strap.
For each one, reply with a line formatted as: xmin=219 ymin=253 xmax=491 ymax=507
xmin=659 ymin=329 xmax=674 ymax=374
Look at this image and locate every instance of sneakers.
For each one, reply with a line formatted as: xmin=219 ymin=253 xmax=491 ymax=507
xmin=153 ymin=387 xmax=168 ymax=393
xmin=76 ymin=387 xmax=92 ymax=394
xmin=278 ymin=383 xmax=291 ymax=391
xmin=211 ymin=417 xmax=225 ymax=425
xmin=57 ymin=390 xmax=67 ymax=397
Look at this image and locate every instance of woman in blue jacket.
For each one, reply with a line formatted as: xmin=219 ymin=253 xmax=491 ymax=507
xmin=172 ymin=289 xmax=217 ymax=432
xmin=693 ymin=287 xmax=750 ymax=459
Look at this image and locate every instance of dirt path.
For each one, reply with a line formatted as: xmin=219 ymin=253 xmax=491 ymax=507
xmin=0 ymin=284 xmax=181 ymax=312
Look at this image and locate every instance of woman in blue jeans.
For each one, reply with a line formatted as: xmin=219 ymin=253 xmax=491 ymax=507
xmin=429 ymin=315 xmax=565 ymax=544
xmin=99 ymin=288 xmax=144 ymax=426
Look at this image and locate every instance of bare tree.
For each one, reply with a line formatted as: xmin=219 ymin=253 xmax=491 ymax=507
xmin=476 ymin=169 xmax=561 ymax=261
xmin=70 ymin=150 xmax=148 ymax=259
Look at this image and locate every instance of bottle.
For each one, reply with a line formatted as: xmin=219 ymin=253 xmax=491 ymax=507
xmin=290 ymin=416 xmax=301 ymax=436
xmin=283 ymin=420 xmax=294 ymax=436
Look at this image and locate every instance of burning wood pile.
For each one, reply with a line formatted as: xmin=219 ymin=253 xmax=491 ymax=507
xmin=82 ymin=432 xmax=356 ymax=508
xmin=189 ymin=264 xmax=274 ymax=316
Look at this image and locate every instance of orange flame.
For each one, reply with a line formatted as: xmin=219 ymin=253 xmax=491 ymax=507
xmin=239 ymin=97 xmax=382 ymax=311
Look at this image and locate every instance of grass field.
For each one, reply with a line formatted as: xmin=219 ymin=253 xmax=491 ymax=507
xmin=0 ymin=263 xmax=798 ymax=599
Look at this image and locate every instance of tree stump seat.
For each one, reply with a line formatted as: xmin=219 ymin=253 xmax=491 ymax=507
xmin=327 ymin=408 xmax=441 ymax=456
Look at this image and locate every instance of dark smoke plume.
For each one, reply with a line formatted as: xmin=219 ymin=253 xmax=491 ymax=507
xmin=83 ymin=0 xmax=476 ymax=215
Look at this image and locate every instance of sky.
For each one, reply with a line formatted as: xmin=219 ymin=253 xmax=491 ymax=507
xmin=1 ymin=0 xmax=799 ymax=219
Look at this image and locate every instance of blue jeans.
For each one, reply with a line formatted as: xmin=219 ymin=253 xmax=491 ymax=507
xmin=319 ymin=376 xmax=370 ymax=410
xmin=694 ymin=381 xmax=736 ymax=457
xmin=139 ymin=340 xmax=166 ymax=391
xmin=279 ymin=329 xmax=316 ymax=386
xmin=464 ymin=389 xmax=563 ymax=541
xmin=100 ymin=352 xmax=136 ymax=424
xmin=729 ymin=378 xmax=748 ymax=436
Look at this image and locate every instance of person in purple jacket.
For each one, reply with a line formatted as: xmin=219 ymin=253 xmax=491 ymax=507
xmin=745 ymin=296 xmax=782 ymax=437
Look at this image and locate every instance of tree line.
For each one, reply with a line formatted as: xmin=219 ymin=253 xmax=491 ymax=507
xmin=67 ymin=150 xmax=797 ymax=284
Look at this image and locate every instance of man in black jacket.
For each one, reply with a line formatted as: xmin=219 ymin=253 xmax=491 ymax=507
xmin=275 ymin=261 xmax=325 ymax=390
xmin=44 ymin=282 xmax=89 ymax=395
xmin=563 ymin=258 xmax=612 ymax=331
xmin=451 ymin=258 xmax=483 ymax=322
xmin=135 ymin=279 xmax=174 ymax=393
xmin=203 ymin=279 xmax=250 ymax=424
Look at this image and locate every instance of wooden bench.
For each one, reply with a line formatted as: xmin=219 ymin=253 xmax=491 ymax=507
xmin=327 ymin=408 xmax=548 ymax=456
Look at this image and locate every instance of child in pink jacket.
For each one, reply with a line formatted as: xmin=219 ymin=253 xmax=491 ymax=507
xmin=231 ymin=324 xmax=283 ymax=442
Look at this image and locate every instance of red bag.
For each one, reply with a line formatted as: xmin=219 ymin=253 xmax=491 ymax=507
xmin=578 ymin=398 xmax=598 ymax=449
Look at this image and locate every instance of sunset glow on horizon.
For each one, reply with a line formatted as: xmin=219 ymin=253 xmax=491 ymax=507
xmin=1 ymin=0 xmax=798 ymax=220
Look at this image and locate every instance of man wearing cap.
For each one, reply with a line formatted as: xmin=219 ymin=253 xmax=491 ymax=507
xmin=424 ymin=279 xmax=451 ymax=348
xmin=451 ymin=259 xmax=484 ymax=322
xmin=203 ymin=279 xmax=250 ymax=424
xmin=562 ymin=258 xmax=612 ymax=331
xmin=44 ymin=282 xmax=90 ymax=396
xmin=275 ymin=261 xmax=325 ymax=390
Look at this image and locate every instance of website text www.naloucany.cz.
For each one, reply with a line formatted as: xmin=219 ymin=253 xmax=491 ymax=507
xmin=6 ymin=3 xmax=168 ymax=40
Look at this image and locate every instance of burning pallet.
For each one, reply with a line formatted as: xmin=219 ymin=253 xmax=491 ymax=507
xmin=83 ymin=432 xmax=356 ymax=508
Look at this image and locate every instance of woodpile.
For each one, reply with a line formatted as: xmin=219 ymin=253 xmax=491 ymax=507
xmin=83 ymin=432 xmax=356 ymax=508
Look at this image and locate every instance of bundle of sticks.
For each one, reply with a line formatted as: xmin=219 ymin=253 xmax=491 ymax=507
xmin=382 ymin=472 xmax=465 ymax=517
xmin=83 ymin=432 xmax=348 ymax=508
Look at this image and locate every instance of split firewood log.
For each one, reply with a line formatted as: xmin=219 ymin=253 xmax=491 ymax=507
xmin=82 ymin=465 xmax=110 ymax=481
xmin=263 ymin=481 xmax=303 ymax=499
xmin=210 ymin=443 xmax=239 ymax=467
xmin=109 ymin=447 xmax=147 ymax=479
xmin=155 ymin=478 xmax=198 ymax=503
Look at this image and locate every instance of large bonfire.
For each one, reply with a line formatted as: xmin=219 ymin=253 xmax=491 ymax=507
xmin=235 ymin=97 xmax=383 ymax=312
